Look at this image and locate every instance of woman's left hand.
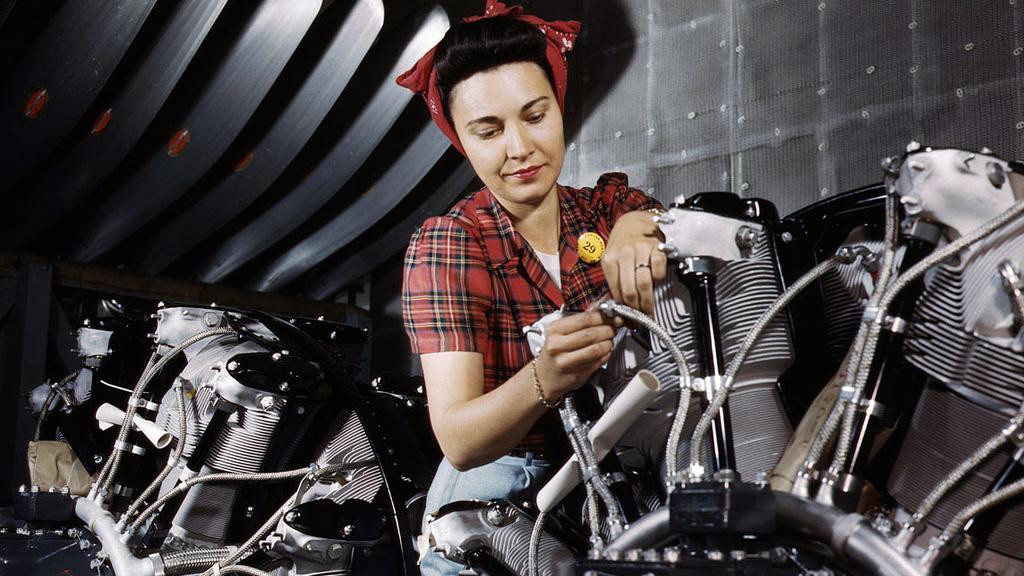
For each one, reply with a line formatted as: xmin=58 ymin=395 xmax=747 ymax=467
xmin=602 ymin=210 xmax=667 ymax=315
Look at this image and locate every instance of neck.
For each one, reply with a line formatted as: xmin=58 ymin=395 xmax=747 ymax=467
xmin=499 ymin=184 xmax=560 ymax=253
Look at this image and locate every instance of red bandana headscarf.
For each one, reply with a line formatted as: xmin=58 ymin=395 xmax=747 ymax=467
xmin=395 ymin=0 xmax=580 ymax=156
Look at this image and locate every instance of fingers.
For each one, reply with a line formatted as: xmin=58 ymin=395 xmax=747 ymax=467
xmin=546 ymin=323 xmax=615 ymax=354
xmin=649 ymin=247 xmax=668 ymax=284
xmin=547 ymin=310 xmax=609 ymax=335
xmin=543 ymin=339 xmax=613 ymax=378
xmin=636 ymin=264 xmax=654 ymax=315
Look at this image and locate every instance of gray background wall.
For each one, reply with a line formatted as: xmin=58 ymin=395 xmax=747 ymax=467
xmin=558 ymin=0 xmax=1024 ymax=217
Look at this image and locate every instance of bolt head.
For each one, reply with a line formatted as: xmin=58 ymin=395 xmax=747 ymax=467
xmin=259 ymin=396 xmax=275 ymax=410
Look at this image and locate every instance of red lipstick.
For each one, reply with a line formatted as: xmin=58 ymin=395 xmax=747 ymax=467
xmin=508 ymin=165 xmax=542 ymax=180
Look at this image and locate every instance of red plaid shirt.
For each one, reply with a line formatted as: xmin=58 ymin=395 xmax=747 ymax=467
xmin=402 ymin=173 xmax=661 ymax=453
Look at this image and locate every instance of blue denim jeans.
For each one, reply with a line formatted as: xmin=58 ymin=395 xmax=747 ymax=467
xmin=419 ymin=453 xmax=551 ymax=575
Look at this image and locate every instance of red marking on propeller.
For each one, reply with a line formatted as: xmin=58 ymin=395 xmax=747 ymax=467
xmin=24 ymin=88 xmax=48 ymax=119
xmin=91 ymin=108 xmax=113 ymax=134
xmin=167 ymin=128 xmax=191 ymax=158
xmin=234 ymin=149 xmax=254 ymax=172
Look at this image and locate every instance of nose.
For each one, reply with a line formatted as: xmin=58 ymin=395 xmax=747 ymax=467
xmin=505 ymin=121 xmax=534 ymax=160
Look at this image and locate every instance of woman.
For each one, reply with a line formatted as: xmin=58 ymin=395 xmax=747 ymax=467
xmin=397 ymin=2 xmax=665 ymax=573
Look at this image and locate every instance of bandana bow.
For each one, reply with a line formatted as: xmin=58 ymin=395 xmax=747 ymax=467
xmin=395 ymin=0 xmax=580 ymax=155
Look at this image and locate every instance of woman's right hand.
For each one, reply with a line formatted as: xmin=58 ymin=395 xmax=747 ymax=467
xmin=533 ymin=310 xmax=618 ymax=401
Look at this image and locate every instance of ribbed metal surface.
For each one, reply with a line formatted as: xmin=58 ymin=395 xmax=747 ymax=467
xmin=487 ymin=516 xmax=575 ymax=576
xmin=155 ymin=383 xmax=216 ymax=459
xmin=717 ymin=234 xmax=794 ymax=478
xmin=603 ymin=231 xmax=792 ymax=478
xmin=206 ymin=407 xmax=282 ymax=474
xmin=171 ymin=477 xmax=238 ymax=545
xmin=316 ymin=410 xmax=384 ymax=504
xmin=888 ymin=386 xmax=1024 ymax=560
xmin=904 ymin=223 xmax=1024 ymax=411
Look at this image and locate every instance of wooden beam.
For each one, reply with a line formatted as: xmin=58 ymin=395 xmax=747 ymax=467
xmin=0 ymin=254 xmax=366 ymax=323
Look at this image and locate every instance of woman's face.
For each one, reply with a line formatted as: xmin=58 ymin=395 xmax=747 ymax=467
xmin=448 ymin=61 xmax=565 ymax=216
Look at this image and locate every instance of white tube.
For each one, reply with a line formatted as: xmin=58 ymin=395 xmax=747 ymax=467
xmin=96 ymin=403 xmax=172 ymax=450
xmin=75 ymin=497 xmax=156 ymax=576
xmin=536 ymin=370 xmax=661 ymax=512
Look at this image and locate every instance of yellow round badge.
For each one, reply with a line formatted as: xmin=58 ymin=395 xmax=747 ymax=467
xmin=577 ymin=232 xmax=606 ymax=264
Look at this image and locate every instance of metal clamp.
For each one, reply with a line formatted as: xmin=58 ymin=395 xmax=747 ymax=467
xmin=114 ymin=441 xmax=146 ymax=456
xmin=859 ymin=398 xmax=885 ymax=418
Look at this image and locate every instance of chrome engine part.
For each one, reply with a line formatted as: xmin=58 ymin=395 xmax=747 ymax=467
xmin=14 ymin=146 xmax=1024 ymax=576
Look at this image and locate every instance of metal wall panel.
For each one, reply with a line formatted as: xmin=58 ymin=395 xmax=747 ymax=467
xmin=565 ymin=0 xmax=1024 ymax=217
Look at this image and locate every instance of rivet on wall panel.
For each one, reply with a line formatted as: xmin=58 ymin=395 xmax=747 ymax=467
xmin=817 ymin=87 xmax=827 ymax=96
xmin=820 ymin=187 xmax=829 ymax=197
xmin=818 ymin=2 xmax=826 ymax=11
xmin=817 ymin=141 xmax=828 ymax=152
xmin=647 ymin=128 xmax=655 ymax=135
xmin=1013 ymin=47 xmax=1022 ymax=56
xmin=740 ymin=182 xmax=750 ymax=191
xmin=964 ymin=42 xmax=975 ymax=52
xmin=735 ymin=45 xmax=743 ymax=53
xmin=866 ymin=65 xmax=876 ymax=75
xmin=861 ymin=110 xmax=870 ymax=119
xmin=568 ymin=142 xmax=576 ymax=150
xmin=720 ymin=171 xmax=729 ymax=181
xmin=680 ymin=150 xmax=688 ymax=158
xmin=910 ymin=65 xmax=920 ymax=74
xmin=773 ymin=128 xmax=781 ymax=136
xmin=720 ymin=104 xmax=728 ymax=112
xmin=1016 ymin=121 xmax=1024 ymax=130
xmin=719 ymin=40 xmax=727 ymax=48
xmin=908 ymin=21 xmax=917 ymax=29
xmin=955 ymin=87 xmax=965 ymax=98
xmin=737 ymin=116 xmax=746 ymax=124
xmin=687 ymin=111 xmax=697 ymax=119
xmin=614 ymin=131 xmax=622 ymax=138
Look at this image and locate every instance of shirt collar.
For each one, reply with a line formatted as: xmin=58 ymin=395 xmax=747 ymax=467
xmin=468 ymin=185 xmax=591 ymax=307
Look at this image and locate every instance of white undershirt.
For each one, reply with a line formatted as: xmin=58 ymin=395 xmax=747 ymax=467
xmin=535 ymin=249 xmax=561 ymax=289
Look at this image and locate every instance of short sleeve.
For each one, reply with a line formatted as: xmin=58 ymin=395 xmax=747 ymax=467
xmin=575 ymin=172 xmax=664 ymax=226
xmin=402 ymin=216 xmax=493 ymax=355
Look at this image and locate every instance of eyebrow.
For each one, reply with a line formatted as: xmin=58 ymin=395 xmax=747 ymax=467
xmin=464 ymin=96 xmax=550 ymax=129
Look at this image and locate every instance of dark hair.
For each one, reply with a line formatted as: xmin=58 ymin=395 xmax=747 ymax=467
xmin=433 ymin=15 xmax=555 ymax=121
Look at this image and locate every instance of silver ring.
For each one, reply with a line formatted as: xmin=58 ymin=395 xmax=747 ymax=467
xmin=635 ymin=262 xmax=652 ymax=271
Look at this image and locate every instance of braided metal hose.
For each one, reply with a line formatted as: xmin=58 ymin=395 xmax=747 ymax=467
xmin=831 ymin=187 xmax=901 ymax=472
xmin=34 ymin=371 xmax=81 ymax=441
xmin=129 ymin=466 xmax=314 ymax=533
xmin=120 ymin=380 xmax=189 ymax=532
xmin=99 ymin=327 xmax=235 ymax=497
xmin=91 ymin=352 xmax=159 ymax=499
xmin=527 ymin=509 xmax=549 ymax=576
xmin=160 ymin=548 xmax=230 ymax=575
xmin=690 ymin=254 xmax=846 ymax=477
xmin=200 ymin=463 xmax=345 ymax=576
xmin=597 ymin=301 xmax=693 ymax=486
xmin=833 ymin=199 xmax=1024 ymax=474
xmin=893 ymin=404 xmax=1024 ymax=552
xmin=206 ymin=566 xmax=273 ymax=576
xmin=919 ymin=475 xmax=1024 ymax=572
xmin=796 ymin=399 xmax=845 ymax=488
xmin=560 ymin=396 xmax=624 ymax=540
xmin=34 ymin=390 xmax=57 ymax=442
